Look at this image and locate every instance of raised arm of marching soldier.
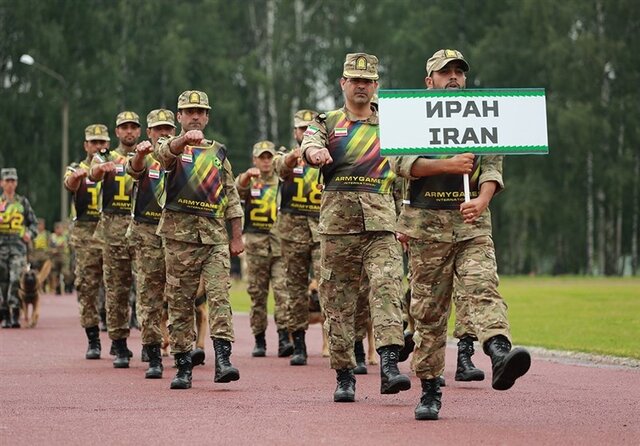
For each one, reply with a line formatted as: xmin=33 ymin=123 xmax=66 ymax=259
xmin=126 ymin=140 xmax=154 ymax=179
xmin=301 ymin=118 xmax=333 ymax=168
xmin=154 ymin=130 xmax=204 ymax=170
xmin=88 ymin=154 xmax=117 ymax=182
xmin=64 ymin=163 xmax=88 ymax=192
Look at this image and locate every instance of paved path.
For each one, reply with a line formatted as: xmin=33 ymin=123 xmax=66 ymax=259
xmin=1 ymin=293 xmax=639 ymax=445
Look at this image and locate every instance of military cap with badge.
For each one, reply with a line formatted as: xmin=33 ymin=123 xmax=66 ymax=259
xmin=147 ymin=109 xmax=176 ymax=128
xmin=116 ymin=111 xmax=141 ymax=127
xmin=1 ymin=167 xmax=18 ymax=180
xmin=294 ymin=109 xmax=318 ymax=128
xmin=177 ymin=90 xmax=211 ymax=110
xmin=252 ymin=140 xmax=276 ymax=157
xmin=343 ymin=53 xmax=379 ymax=80
xmin=84 ymin=124 xmax=111 ymax=142
xmin=426 ymin=49 xmax=470 ymax=76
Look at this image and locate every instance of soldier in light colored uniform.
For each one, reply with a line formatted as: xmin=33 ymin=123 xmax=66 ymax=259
xmin=89 ymin=112 xmax=141 ymax=368
xmin=154 ymin=90 xmax=244 ymax=390
xmin=301 ymin=53 xmax=410 ymax=403
xmin=126 ymin=109 xmax=176 ymax=379
xmin=237 ymin=140 xmax=293 ymax=358
xmin=0 ymin=168 xmax=38 ymax=328
xmin=64 ymin=124 xmax=109 ymax=358
xmin=394 ymin=49 xmax=531 ymax=420
xmin=274 ymin=109 xmax=321 ymax=366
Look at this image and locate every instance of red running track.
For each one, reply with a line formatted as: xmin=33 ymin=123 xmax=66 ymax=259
xmin=1 ymin=292 xmax=639 ymax=445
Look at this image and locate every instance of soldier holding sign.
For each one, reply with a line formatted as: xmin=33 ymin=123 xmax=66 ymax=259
xmin=393 ymin=49 xmax=531 ymax=421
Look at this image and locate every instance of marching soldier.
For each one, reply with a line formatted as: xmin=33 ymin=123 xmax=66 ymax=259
xmin=89 ymin=111 xmax=141 ymax=368
xmin=64 ymin=124 xmax=108 ymax=358
xmin=0 ymin=168 xmax=38 ymax=328
xmin=237 ymin=140 xmax=292 ymax=358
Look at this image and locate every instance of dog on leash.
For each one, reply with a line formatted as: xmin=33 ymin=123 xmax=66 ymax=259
xmin=307 ymin=279 xmax=377 ymax=364
xmin=18 ymin=260 xmax=52 ymax=328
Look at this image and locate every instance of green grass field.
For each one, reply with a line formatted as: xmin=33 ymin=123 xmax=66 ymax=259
xmin=229 ymin=276 xmax=640 ymax=359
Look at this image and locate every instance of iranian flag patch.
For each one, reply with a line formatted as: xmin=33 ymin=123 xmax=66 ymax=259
xmin=334 ymin=127 xmax=348 ymax=137
xmin=304 ymin=126 xmax=319 ymax=136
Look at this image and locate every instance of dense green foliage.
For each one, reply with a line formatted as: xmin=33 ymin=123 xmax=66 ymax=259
xmin=1 ymin=0 xmax=638 ymax=275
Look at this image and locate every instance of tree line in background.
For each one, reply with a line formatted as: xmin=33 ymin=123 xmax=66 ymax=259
xmin=1 ymin=0 xmax=638 ymax=276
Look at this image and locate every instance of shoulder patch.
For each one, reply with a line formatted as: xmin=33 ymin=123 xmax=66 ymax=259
xmin=304 ymin=125 xmax=320 ymax=136
xmin=316 ymin=113 xmax=327 ymax=122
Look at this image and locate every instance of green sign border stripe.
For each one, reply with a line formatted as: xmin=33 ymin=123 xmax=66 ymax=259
xmin=380 ymin=145 xmax=548 ymax=155
xmin=378 ymin=89 xmax=545 ymax=99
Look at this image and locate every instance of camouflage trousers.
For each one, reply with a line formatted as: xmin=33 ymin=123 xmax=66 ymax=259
xmin=164 ymin=239 xmax=234 ymax=354
xmin=74 ymin=244 xmax=103 ymax=328
xmin=281 ymin=238 xmax=320 ymax=332
xmin=354 ymin=270 xmax=371 ymax=342
xmin=246 ymin=252 xmax=288 ymax=335
xmin=409 ymin=235 xmax=510 ymax=380
xmin=320 ymin=231 xmax=405 ymax=370
xmin=0 ymin=243 xmax=27 ymax=310
xmin=129 ymin=222 xmax=165 ymax=345
xmin=452 ymin=278 xmax=477 ymax=339
xmin=103 ymin=243 xmax=135 ymax=341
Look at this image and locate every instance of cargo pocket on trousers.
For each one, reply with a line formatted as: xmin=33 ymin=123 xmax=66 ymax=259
xmin=319 ymin=266 xmax=332 ymax=286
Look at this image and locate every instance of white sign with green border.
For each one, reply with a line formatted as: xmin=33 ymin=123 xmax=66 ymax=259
xmin=378 ymin=89 xmax=548 ymax=156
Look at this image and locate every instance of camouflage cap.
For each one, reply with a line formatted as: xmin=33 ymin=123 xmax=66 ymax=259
xmin=293 ymin=109 xmax=318 ymax=128
xmin=146 ymin=109 xmax=176 ymax=128
xmin=1 ymin=167 xmax=18 ymax=180
xmin=115 ymin=111 xmax=141 ymax=127
xmin=84 ymin=124 xmax=110 ymax=142
xmin=177 ymin=90 xmax=211 ymax=110
xmin=343 ymin=53 xmax=379 ymax=80
xmin=252 ymin=140 xmax=276 ymax=157
xmin=426 ymin=49 xmax=470 ymax=76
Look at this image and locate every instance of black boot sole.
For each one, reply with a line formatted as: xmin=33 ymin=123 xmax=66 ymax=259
xmin=380 ymin=374 xmax=412 ymax=394
xmin=145 ymin=368 xmax=163 ymax=379
xmin=170 ymin=379 xmax=192 ymax=389
xmin=399 ymin=332 xmax=415 ymax=362
xmin=85 ymin=351 xmax=101 ymax=360
xmin=455 ymin=369 xmax=485 ymax=382
xmin=353 ymin=364 xmax=368 ymax=375
xmin=113 ymin=361 xmax=130 ymax=369
xmin=333 ymin=391 xmax=355 ymax=402
xmin=252 ymin=349 xmax=266 ymax=357
xmin=191 ymin=349 xmax=206 ymax=366
xmin=415 ymin=408 xmax=439 ymax=420
xmin=290 ymin=355 xmax=307 ymax=366
xmin=214 ymin=368 xmax=240 ymax=383
xmin=492 ymin=348 xmax=531 ymax=391
xmin=278 ymin=344 xmax=294 ymax=357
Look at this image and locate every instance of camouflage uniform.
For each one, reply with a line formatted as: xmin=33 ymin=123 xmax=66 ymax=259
xmin=394 ymin=154 xmax=510 ymax=380
xmin=274 ymin=110 xmax=322 ymax=334
xmin=301 ymin=106 xmax=405 ymax=371
xmin=125 ymin=109 xmax=173 ymax=347
xmin=30 ymin=225 xmax=50 ymax=272
xmin=237 ymin=142 xmax=288 ymax=336
xmin=65 ymin=125 xmax=108 ymax=329
xmin=155 ymin=126 xmax=243 ymax=354
xmin=0 ymin=168 xmax=38 ymax=326
xmin=90 ymin=113 xmax=139 ymax=342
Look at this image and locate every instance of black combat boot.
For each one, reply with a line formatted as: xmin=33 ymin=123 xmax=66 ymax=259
xmin=141 ymin=345 xmax=150 ymax=362
xmin=399 ymin=330 xmax=415 ymax=362
xmin=85 ymin=326 xmax=101 ymax=359
xmin=112 ymin=338 xmax=130 ymax=368
xmin=378 ymin=345 xmax=412 ymax=394
xmin=145 ymin=344 xmax=163 ymax=379
xmin=110 ymin=341 xmax=133 ymax=358
xmin=438 ymin=375 xmax=446 ymax=387
xmin=414 ymin=378 xmax=442 ymax=420
xmin=170 ymin=352 xmax=192 ymax=389
xmin=213 ymin=338 xmax=240 ymax=383
xmin=277 ymin=329 xmax=294 ymax=357
xmin=252 ymin=332 xmax=266 ymax=357
xmin=455 ymin=336 xmax=485 ymax=382
xmin=0 ymin=309 xmax=8 ymax=328
xmin=190 ymin=348 xmax=205 ymax=367
xmin=353 ymin=340 xmax=367 ymax=375
xmin=289 ymin=330 xmax=307 ymax=366
xmin=10 ymin=307 xmax=20 ymax=328
xmin=484 ymin=335 xmax=531 ymax=390
xmin=99 ymin=309 xmax=107 ymax=332
xmin=333 ymin=368 xmax=356 ymax=402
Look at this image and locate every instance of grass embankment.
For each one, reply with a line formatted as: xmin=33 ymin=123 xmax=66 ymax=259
xmin=229 ymin=276 xmax=640 ymax=360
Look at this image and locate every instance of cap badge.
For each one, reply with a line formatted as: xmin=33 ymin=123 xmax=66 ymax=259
xmin=356 ymin=56 xmax=367 ymax=70
xmin=445 ymin=49 xmax=458 ymax=58
xmin=303 ymin=111 xmax=312 ymax=121
xmin=124 ymin=112 xmax=134 ymax=120
xmin=158 ymin=111 xmax=167 ymax=121
xmin=94 ymin=127 xmax=103 ymax=135
xmin=260 ymin=141 xmax=269 ymax=149
xmin=189 ymin=92 xmax=200 ymax=104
